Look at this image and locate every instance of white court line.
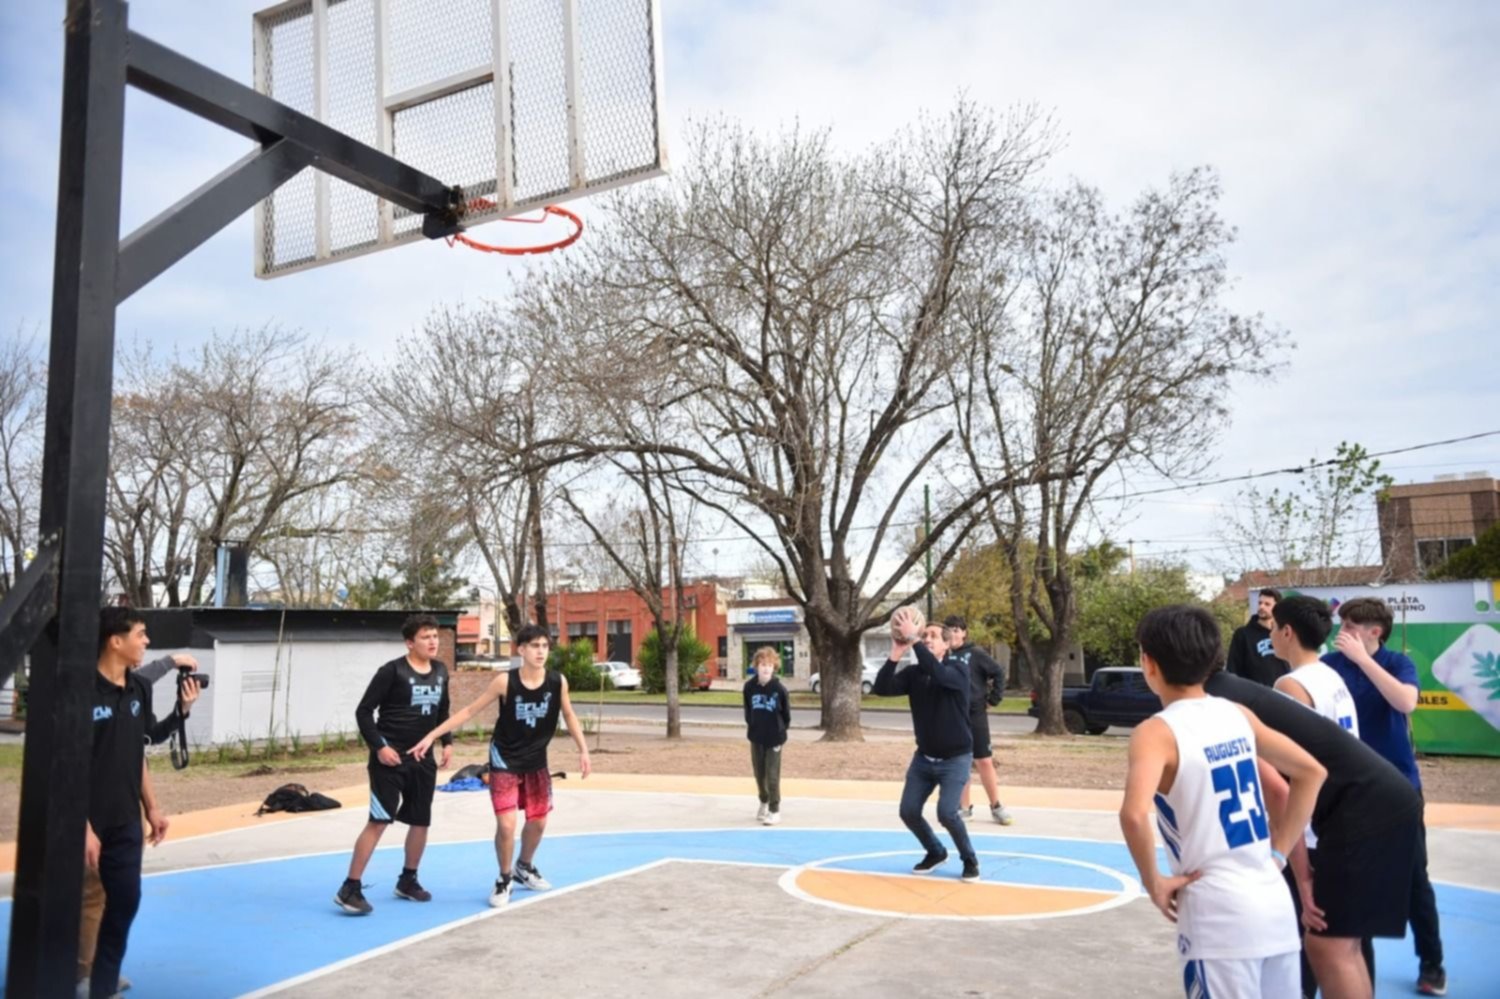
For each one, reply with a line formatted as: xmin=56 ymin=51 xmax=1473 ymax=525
xmin=240 ymin=858 xmax=674 ymax=998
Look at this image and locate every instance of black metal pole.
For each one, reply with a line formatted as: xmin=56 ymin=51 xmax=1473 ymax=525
xmin=7 ymin=0 xmax=129 ymax=994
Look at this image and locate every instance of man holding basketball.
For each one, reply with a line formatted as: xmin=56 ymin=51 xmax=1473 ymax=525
xmin=874 ymin=607 xmax=981 ymax=882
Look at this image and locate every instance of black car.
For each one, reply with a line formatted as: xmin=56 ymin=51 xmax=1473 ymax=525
xmin=1028 ymin=667 xmax=1161 ymax=735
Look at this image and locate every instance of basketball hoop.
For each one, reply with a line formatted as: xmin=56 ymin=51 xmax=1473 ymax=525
xmin=447 ymin=199 xmax=584 ymax=256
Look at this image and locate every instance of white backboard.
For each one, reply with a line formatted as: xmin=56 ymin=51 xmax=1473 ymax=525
xmin=252 ymin=0 xmax=667 ymax=277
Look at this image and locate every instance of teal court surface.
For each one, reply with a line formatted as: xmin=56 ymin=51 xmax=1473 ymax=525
xmin=2 ymin=776 xmax=1497 ymax=997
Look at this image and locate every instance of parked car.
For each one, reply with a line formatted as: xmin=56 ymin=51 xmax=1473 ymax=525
xmin=596 ymin=660 xmax=641 ymax=691
xmin=688 ymin=665 xmax=714 ymax=691
xmin=1027 ymin=666 xmax=1160 ymax=735
xmin=808 ymin=658 xmax=887 ymax=695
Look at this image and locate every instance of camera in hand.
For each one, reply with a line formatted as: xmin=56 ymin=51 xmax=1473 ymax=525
xmin=177 ymin=665 xmax=209 ymax=690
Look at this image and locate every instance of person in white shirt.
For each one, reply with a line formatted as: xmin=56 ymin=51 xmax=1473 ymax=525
xmin=1272 ymin=596 xmax=1359 ymax=739
xmin=1120 ymin=605 xmax=1327 ymax=998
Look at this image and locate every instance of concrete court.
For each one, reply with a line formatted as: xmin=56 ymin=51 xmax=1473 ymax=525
xmin=1 ymin=774 xmax=1497 ymax=998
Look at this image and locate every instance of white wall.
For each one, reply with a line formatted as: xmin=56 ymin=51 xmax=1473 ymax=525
xmin=145 ymin=639 xmax=405 ymax=746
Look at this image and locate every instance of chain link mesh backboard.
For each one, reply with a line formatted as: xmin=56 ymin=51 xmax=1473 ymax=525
xmin=252 ymin=0 xmax=666 ymax=277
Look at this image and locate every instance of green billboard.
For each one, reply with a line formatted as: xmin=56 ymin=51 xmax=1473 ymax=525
xmin=1272 ymin=580 xmax=1500 ymax=758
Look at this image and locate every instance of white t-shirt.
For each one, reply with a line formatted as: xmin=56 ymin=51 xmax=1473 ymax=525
xmin=1153 ymin=696 xmax=1300 ymax=961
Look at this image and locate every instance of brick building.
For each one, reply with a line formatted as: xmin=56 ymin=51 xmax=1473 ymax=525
xmin=545 ymin=582 xmax=730 ymax=676
xmin=1379 ymin=474 xmax=1499 ymax=579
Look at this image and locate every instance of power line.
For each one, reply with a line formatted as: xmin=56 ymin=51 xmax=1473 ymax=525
xmin=1093 ymin=430 xmax=1500 ymax=502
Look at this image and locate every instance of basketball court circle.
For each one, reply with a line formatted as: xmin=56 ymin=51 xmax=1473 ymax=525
xmin=2 ymin=775 xmax=1495 ymax=997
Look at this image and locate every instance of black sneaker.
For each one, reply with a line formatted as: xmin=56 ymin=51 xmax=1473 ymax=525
xmin=513 ymin=860 xmax=552 ymax=891
xmin=1416 ymin=964 xmax=1447 ymax=996
xmin=961 ymin=859 xmax=981 ymax=882
xmin=912 ymin=850 xmax=949 ymax=874
xmin=334 ymin=881 xmax=373 ymax=915
xmin=394 ymin=873 xmax=431 ymax=902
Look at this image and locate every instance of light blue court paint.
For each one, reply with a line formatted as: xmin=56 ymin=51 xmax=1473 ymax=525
xmin=1 ymin=828 xmax=1495 ymax=997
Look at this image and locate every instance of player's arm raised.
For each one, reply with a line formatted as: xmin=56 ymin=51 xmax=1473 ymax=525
xmin=557 ymin=676 xmax=592 ymax=779
xmin=1119 ymin=717 xmax=1198 ymax=922
xmin=409 ymin=671 xmax=508 ymax=760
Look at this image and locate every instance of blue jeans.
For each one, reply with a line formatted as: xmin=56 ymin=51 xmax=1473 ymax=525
xmin=898 ymin=751 xmax=977 ymax=864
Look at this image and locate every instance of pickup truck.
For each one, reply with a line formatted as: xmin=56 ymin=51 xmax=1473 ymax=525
xmin=1028 ymin=667 xmax=1161 ymax=735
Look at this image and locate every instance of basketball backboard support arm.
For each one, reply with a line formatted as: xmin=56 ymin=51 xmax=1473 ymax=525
xmin=0 ymin=2 xmax=467 ymax=994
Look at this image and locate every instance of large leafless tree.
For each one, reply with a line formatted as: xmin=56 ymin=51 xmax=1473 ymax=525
xmin=525 ymin=102 xmax=1060 ymax=739
xmin=949 ymin=169 xmax=1283 ymax=733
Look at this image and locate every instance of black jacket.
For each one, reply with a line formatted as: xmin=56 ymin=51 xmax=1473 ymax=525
xmin=873 ymin=642 xmax=971 ymax=759
xmin=1225 ymin=616 xmax=1288 ymax=687
xmin=743 ymin=677 xmax=792 ymax=746
xmin=950 ymin=643 xmax=1005 ymax=716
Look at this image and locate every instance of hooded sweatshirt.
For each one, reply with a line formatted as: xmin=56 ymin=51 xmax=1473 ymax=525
xmin=1225 ymin=615 xmax=1288 ymax=687
xmin=743 ymin=676 xmax=792 ymax=746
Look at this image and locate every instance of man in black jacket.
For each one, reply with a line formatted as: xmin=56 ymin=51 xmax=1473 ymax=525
xmin=874 ymin=607 xmax=980 ymax=883
xmin=1226 ymin=587 xmax=1289 ymax=686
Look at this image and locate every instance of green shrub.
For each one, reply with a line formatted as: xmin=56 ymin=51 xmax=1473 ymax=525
xmin=637 ymin=627 xmax=712 ymax=694
xmin=549 ymin=639 xmax=611 ymax=693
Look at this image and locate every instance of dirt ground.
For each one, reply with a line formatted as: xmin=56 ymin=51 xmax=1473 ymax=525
xmin=3 ymin=728 xmax=1496 ymax=841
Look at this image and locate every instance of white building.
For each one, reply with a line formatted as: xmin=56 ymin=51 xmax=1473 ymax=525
xmin=138 ymin=608 xmax=453 ymax=748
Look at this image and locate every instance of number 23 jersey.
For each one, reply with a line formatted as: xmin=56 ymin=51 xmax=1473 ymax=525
xmin=1153 ymin=695 xmax=1299 ymax=960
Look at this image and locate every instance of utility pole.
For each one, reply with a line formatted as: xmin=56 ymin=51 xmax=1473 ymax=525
xmin=924 ymin=484 xmax=934 ymax=619
xmin=1128 ymin=539 xmax=1136 ymax=576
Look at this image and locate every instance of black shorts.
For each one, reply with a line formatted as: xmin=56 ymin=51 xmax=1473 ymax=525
xmin=368 ymin=755 xmax=437 ymax=827
xmin=1308 ymin=814 xmax=1419 ymax=939
xmin=969 ymin=712 xmax=993 ymax=760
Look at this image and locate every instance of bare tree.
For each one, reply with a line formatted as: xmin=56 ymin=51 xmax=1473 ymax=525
xmin=103 ymin=344 xmax=202 ymax=604
xmin=1214 ymin=441 xmax=1394 ymax=585
xmin=376 ymin=305 xmax=560 ymax=632
xmin=560 ymin=453 xmax=697 ymax=738
xmin=0 ymin=331 xmax=43 ymax=595
xmin=949 ymin=169 xmax=1284 ymax=733
xmin=100 ymin=328 xmax=367 ymax=606
xmin=178 ymin=326 xmax=368 ymax=605
xmin=525 ymin=102 xmax=1059 ymax=739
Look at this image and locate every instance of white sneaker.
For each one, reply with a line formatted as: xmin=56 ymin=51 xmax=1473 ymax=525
xmin=756 ymin=802 xmax=769 ymax=822
xmin=488 ymin=875 xmax=513 ymax=908
xmin=763 ymin=810 xmax=781 ymax=825
xmin=991 ymin=802 xmax=1014 ymax=826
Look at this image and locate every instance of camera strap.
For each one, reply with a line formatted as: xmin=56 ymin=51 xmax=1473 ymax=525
xmin=169 ymin=678 xmax=191 ymax=770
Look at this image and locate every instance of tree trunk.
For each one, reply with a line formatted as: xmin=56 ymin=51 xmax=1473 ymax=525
xmin=664 ymin=640 xmax=681 ymax=739
xmin=529 ymin=480 xmax=549 ymax=629
xmin=1031 ymin=642 xmax=1067 ymax=735
xmin=809 ymin=622 xmax=864 ymax=742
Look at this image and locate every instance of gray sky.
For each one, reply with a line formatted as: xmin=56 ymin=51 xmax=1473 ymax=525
xmin=2 ymin=1 xmax=1496 ymax=583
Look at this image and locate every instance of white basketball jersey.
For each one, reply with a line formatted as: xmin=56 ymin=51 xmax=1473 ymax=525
xmin=1153 ymin=697 xmax=1299 ymax=961
xmin=1284 ymin=662 xmax=1359 ymax=737
xmin=1280 ymin=662 xmax=1359 ymax=848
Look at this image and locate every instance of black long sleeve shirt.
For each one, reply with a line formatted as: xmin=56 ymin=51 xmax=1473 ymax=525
xmin=743 ymin=677 xmax=792 ymax=746
xmin=950 ymin=642 xmax=1004 ymax=717
xmin=873 ymin=641 xmax=971 ymax=758
xmin=355 ymin=657 xmax=454 ymax=755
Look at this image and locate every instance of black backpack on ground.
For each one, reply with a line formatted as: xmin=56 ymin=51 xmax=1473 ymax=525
xmin=255 ymin=782 xmax=342 ymax=815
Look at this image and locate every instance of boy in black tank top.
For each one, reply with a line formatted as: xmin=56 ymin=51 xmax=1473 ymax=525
xmin=413 ymin=623 xmax=591 ymax=908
